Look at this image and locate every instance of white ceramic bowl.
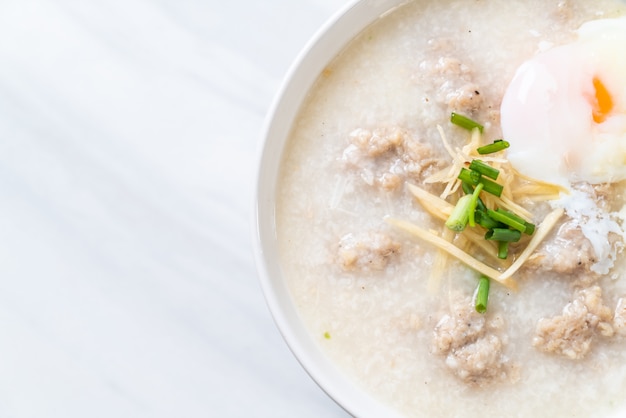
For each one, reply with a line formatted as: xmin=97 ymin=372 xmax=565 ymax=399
xmin=253 ymin=1 xmax=408 ymax=416
xmin=253 ymin=1 xmax=626 ymax=417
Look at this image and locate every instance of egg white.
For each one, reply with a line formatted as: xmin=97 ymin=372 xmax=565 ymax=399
xmin=501 ymin=17 xmax=626 ymax=187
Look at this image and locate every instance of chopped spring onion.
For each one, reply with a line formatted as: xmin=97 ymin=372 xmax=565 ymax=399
xmin=462 ymin=182 xmax=488 ymax=212
xmin=445 ymin=194 xmax=473 ymax=232
xmin=477 ymin=139 xmax=510 ymax=154
xmin=488 ymin=208 xmax=534 ymax=234
xmin=461 ymin=182 xmax=487 ymax=212
xmin=524 ymin=222 xmax=536 ymax=235
xmin=474 ymin=210 xmax=504 ymax=230
xmin=458 ymin=168 xmax=503 ymax=197
xmin=450 ymin=112 xmax=484 ymax=132
xmin=474 ymin=275 xmax=490 ymax=314
xmin=467 ymin=183 xmax=484 ymax=228
xmin=458 ymin=168 xmax=481 ymax=185
xmin=475 ymin=195 xmax=487 ymax=212
xmin=461 ymin=181 xmax=474 ymax=196
xmin=469 ymin=159 xmax=500 ymax=180
xmin=497 ymin=241 xmax=509 ymax=259
xmin=477 ymin=178 xmax=503 ymax=198
xmin=485 ymin=227 xmax=522 ymax=242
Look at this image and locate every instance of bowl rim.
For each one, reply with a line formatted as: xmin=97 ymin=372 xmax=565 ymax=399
xmin=252 ymin=0 xmax=408 ymax=416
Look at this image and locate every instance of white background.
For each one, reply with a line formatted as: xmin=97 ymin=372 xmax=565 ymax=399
xmin=0 ymin=1 xmax=351 ymax=416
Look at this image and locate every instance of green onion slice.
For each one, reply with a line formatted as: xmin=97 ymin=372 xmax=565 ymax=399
xmin=445 ymin=194 xmax=473 ymax=232
xmin=461 ymin=181 xmax=474 ymax=196
xmin=469 ymin=159 xmax=499 ymax=180
xmin=477 ymin=139 xmax=510 ymax=154
xmin=478 ymin=178 xmax=503 ymax=197
xmin=451 ymin=112 xmax=484 ymax=132
xmin=487 ymin=209 xmax=527 ymax=232
xmin=497 ymin=241 xmax=509 ymax=259
xmin=458 ymin=168 xmax=481 ymax=185
xmin=458 ymin=168 xmax=503 ymax=197
xmin=485 ymin=227 xmax=522 ymax=242
xmin=474 ymin=275 xmax=490 ymax=314
xmin=458 ymin=168 xmax=504 ymax=197
xmin=462 ymin=182 xmax=488 ymax=212
xmin=467 ymin=183 xmax=484 ymax=228
xmin=524 ymin=221 xmax=536 ymax=235
xmin=474 ymin=210 xmax=503 ymax=230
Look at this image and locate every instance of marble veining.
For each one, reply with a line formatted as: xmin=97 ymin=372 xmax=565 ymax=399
xmin=0 ymin=0 xmax=350 ymax=416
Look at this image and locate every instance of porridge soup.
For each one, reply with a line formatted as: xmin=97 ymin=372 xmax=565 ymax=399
xmin=276 ymin=0 xmax=626 ymax=417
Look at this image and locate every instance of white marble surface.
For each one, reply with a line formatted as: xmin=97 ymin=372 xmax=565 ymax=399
xmin=0 ymin=1 xmax=351 ymax=416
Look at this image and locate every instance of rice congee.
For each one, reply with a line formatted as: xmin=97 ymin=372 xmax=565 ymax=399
xmin=276 ymin=1 xmax=626 ymax=416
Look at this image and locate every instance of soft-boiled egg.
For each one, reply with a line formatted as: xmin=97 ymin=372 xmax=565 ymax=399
xmin=501 ymin=17 xmax=626 ymax=187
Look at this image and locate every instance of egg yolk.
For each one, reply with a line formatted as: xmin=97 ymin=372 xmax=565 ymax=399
xmin=592 ymin=77 xmax=613 ymax=124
